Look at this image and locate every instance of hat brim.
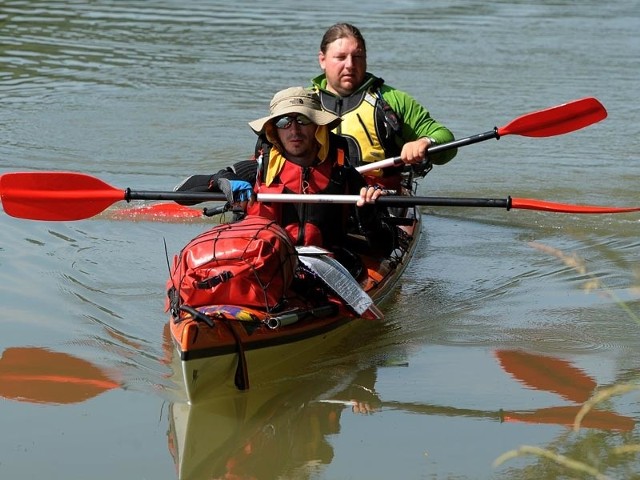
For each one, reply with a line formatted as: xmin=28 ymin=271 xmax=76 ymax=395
xmin=249 ymin=105 xmax=341 ymax=134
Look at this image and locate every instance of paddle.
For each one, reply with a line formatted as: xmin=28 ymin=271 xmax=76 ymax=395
xmin=2 ymin=171 xmax=639 ymax=221
xmin=254 ymin=194 xmax=640 ymax=214
xmin=357 ymin=96 xmax=608 ymax=173
xmin=97 ymin=96 xmax=609 ymax=219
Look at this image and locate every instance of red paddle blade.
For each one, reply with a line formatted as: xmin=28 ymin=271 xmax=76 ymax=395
xmin=498 ymin=97 xmax=607 ymax=138
xmin=495 ymin=350 xmax=596 ymax=403
xmin=512 ymin=197 xmax=640 ymax=214
xmin=0 ymin=347 xmax=119 ymax=405
xmin=0 ymin=172 xmax=125 ymax=221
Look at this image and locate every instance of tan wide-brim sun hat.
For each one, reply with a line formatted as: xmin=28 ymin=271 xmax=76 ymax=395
xmin=248 ymin=86 xmax=341 ymax=134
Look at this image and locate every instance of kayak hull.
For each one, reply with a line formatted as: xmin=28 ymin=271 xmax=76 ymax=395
xmin=176 ymin=316 xmax=365 ymax=399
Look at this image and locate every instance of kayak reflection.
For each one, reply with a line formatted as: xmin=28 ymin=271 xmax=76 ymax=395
xmin=168 ymin=385 xmax=341 ymax=480
xmin=167 ymin=365 xmax=394 ymax=480
xmin=0 ymin=346 xmax=119 ymax=405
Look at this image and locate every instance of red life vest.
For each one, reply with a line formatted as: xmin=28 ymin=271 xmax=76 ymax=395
xmin=247 ymin=145 xmax=350 ymax=249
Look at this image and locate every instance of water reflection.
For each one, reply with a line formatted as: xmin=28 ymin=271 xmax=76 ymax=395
xmin=0 ymin=346 xmax=119 ymax=404
xmin=496 ymin=349 xmax=597 ymax=403
xmin=495 ymin=349 xmax=635 ymax=431
xmin=169 ymin=397 xmax=637 ymax=480
xmin=2 ymin=342 xmax=638 ymax=477
xmin=167 ymin=349 xmax=637 ymax=480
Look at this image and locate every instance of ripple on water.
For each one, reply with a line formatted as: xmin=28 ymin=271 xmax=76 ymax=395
xmin=378 ymin=216 xmax=640 ymax=357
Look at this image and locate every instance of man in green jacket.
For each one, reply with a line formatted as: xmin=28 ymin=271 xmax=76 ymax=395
xmin=312 ymin=23 xmax=456 ymax=187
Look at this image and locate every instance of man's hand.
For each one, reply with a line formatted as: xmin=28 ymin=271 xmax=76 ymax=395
xmin=400 ymin=137 xmax=434 ymax=165
xmin=217 ymin=178 xmax=254 ymax=207
xmin=357 ymin=185 xmax=386 ymax=207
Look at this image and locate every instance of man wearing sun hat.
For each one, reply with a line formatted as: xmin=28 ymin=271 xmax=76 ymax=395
xmin=174 ymin=86 xmax=394 ymax=257
xmin=247 ymin=86 xmax=345 ymax=192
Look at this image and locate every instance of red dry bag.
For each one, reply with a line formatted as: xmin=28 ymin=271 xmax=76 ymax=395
xmin=166 ymin=215 xmax=298 ymax=314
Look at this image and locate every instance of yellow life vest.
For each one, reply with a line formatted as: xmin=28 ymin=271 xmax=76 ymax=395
xmin=316 ymin=78 xmax=403 ymax=179
xmin=338 ymin=92 xmax=384 ymax=160
xmin=335 ymin=92 xmax=386 ymax=176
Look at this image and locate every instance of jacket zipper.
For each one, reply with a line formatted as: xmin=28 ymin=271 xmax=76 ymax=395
xmin=297 ymin=166 xmax=310 ymax=244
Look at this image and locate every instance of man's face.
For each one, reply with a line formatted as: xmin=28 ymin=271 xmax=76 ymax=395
xmin=318 ymin=36 xmax=367 ymax=96
xmin=274 ymin=114 xmax=318 ymax=162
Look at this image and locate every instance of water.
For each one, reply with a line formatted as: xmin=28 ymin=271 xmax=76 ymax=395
xmin=1 ymin=1 xmax=639 ymax=478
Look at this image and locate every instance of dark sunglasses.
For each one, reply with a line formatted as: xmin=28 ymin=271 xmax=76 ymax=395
xmin=274 ymin=114 xmax=313 ymax=129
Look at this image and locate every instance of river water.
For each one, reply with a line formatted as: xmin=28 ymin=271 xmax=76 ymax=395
xmin=1 ymin=1 xmax=639 ymax=479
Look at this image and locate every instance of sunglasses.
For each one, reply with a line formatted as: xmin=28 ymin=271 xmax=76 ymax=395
xmin=274 ymin=114 xmax=313 ymax=129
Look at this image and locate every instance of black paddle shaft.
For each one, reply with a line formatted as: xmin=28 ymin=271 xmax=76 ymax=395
xmin=125 ymin=189 xmax=227 ymax=202
xmin=428 ymin=128 xmax=499 ymax=155
xmin=377 ymin=195 xmax=511 ymax=209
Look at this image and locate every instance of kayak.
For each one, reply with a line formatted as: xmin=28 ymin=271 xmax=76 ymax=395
xmin=167 ymin=189 xmax=422 ymax=404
